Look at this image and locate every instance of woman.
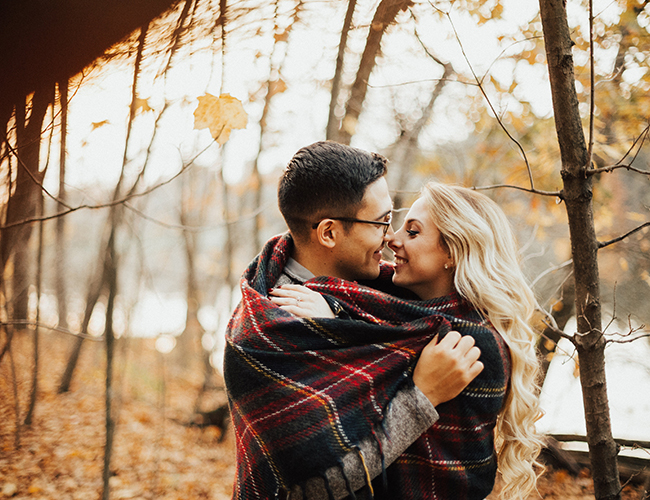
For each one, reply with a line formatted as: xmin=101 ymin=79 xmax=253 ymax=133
xmin=271 ymin=182 xmax=543 ymax=499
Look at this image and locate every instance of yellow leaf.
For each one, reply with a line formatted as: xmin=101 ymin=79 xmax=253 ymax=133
xmin=193 ymin=93 xmax=248 ymax=144
xmin=269 ymin=79 xmax=287 ymax=98
xmin=619 ymin=257 xmax=628 ymax=272
xmin=91 ymin=119 xmax=110 ymax=130
xmin=573 ymin=358 xmax=580 ymax=378
xmin=134 ymin=97 xmax=153 ymax=114
xmin=274 ymin=31 xmax=289 ymax=43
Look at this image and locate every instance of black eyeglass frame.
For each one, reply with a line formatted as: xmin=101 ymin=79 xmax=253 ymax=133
xmin=311 ymin=212 xmax=393 ymax=235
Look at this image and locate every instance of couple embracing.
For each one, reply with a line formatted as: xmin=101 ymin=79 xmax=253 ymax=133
xmin=224 ymin=141 xmax=542 ymax=500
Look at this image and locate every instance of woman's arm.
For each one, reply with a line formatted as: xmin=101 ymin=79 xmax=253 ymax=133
xmin=269 ymin=284 xmax=336 ymax=318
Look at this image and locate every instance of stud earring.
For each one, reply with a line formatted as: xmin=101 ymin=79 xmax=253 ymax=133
xmin=444 ymin=263 xmax=449 ymax=270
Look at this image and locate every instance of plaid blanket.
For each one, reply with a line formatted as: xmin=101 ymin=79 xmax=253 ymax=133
xmin=224 ymin=234 xmax=510 ymax=500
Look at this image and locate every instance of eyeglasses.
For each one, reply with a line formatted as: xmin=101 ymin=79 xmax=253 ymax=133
xmin=312 ymin=212 xmax=393 ymax=235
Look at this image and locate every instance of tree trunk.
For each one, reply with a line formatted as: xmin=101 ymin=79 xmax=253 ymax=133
xmin=9 ymin=345 xmax=20 ymax=450
xmin=24 ymin=197 xmax=44 ymax=426
xmin=1 ymin=86 xmax=53 ymax=321
xmin=59 ymin=22 xmax=149 ymax=393
xmin=55 ymin=80 xmax=69 ymax=329
xmin=390 ymin=59 xmax=452 ymax=209
xmin=177 ymin=172 xmax=204 ymax=369
xmin=57 ymin=256 xmax=108 ymax=393
xmin=538 ymin=0 xmax=621 ymax=498
xmin=101 ymin=224 xmax=119 ymax=500
xmin=338 ymin=0 xmax=412 ymax=145
xmin=326 ymin=0 xmax=357 ymax=141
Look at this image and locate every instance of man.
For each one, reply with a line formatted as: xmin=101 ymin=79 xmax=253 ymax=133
xmin=224 ymin=141 xmax=483 ymax=499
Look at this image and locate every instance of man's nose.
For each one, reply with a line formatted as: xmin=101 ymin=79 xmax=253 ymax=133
xmin=383 ymin=228 xmax=398 ymax=248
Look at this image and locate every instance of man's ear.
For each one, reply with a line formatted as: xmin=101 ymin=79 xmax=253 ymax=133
xmin=314 ymin=220 xmax=337 ymax=249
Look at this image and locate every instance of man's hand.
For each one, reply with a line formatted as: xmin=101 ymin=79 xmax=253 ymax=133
xmin=412 ymin=331 xmax=483 ymax=407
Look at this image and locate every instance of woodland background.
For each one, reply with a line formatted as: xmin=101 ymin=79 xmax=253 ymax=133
xmin=1 ymin=0 xmax=649 ymax=498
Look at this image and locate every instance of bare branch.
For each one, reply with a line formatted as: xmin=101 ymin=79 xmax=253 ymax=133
xmin=479 ymin=35 xmax=545 ymax=87
xmin=598 ymin=222 xmax=650 ymax=249
xmin=587 ymin=0 xmax=595 ymax=170
xmin=472 ymin=183 xmax=561 ymax=197
xmin=541 ymin=319 xmax=575 ymax=343
xmin=587 ymin=123 xmax=650 ymax=177
xmin=606 ymin=332 xmax=650 ymax=344
xmin=0 ymin=321 xmax=104 ymax=341
xmin=3 ymin=140 xmax=73 ymax=209
xmin=601 ymin=282 xmax=618 ymax=336
xmin=411 ymin=11 xmax=453 ymax=70
xmin=428 ymin=1 xmax=536 ymax=191
xmin=0 ymin=138 xmax=218 ymax=230
xmin=530 ymin=258 xmax=574 ymax=289
xmin=590 ymin=163 xmax=650 ymax=176
xmin=367 ymin=77 xmax=476 ymax=89
xmin=123 ymin=199 xmax=276 ymax=231
xmin=550 ymin=433 xmax=650 ymax=450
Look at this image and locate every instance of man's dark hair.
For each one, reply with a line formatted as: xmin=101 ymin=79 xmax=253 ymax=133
xmin=278 ymin=141 xmax=388 ymax=239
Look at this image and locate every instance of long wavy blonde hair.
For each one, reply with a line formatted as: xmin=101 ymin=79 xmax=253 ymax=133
xmin=421 ymin=182 xmax=543 ymax=500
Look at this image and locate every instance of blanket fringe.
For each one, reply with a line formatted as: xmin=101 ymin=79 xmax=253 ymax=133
xmin=371 ymin=427 xmax=388 ymax=491
xmin=356 ymin=447 xmax=374 ymax=499
xmin=338 ymin=458 xmax=357 ymax=500
xmin=322 ymin=473 xmax=336 ymax=500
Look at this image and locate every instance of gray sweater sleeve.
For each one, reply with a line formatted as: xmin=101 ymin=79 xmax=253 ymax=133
xmin=289 ymin=384 xmax=439 ymax=499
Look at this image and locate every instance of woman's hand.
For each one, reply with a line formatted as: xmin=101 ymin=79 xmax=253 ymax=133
xmin=269 ymin=284 xmax=335 ymax=318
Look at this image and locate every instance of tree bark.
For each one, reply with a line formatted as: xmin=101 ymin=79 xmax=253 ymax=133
xmin=1 ymin=85 xmax=53 ymax=321
xmin=55 ymin=80 xmax=69 ymax=329
xmin=58 ymin=23 xmax=149 ymax=393
xmin=9 ymin=345 xmax=20 ymax=450
xmin=326 ymin=0 xmax=357 ymax=141
xmin=57 ymin=251 xmax=108 ymax=393
xmin=538 ymin=0 xmax=621 ymax=498
xmin=24 ymin=198 xmax=44 ymax=426
xmin=177 ymin=171 xmax=204 ymax=369
xmin=390 ymin=59 xmax=452 ymax=209
xmin=338 ymin=0 xmax=412 ymax=145
xmin=101 ymin=224 xmax=119 ymax=500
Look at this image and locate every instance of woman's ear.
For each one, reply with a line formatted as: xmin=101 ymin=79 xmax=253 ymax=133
xmin=315 ymin=220 xmax=337 ymax=249
xmin=445 ymin=250 xmax=455 ymax=271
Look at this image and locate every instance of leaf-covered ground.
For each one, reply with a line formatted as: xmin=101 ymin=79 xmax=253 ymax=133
xmin=1 ymin=332 xmax=647 ymax=499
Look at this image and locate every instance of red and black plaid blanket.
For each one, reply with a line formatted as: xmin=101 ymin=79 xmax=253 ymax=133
xmin=224 ymin=234 xmax=510 ymax=500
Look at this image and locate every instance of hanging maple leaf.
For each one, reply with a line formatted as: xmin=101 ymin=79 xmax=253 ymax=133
xmin=193 ymin=93 xmax=248 ymax=144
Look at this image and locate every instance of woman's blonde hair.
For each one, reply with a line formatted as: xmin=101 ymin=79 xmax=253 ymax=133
xmin=421 ymin=182 xmax=543 ymax=500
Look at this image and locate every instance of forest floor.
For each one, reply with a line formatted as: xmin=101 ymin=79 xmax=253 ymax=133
xmin=0 ymin=332 xmax=648 ymax=500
